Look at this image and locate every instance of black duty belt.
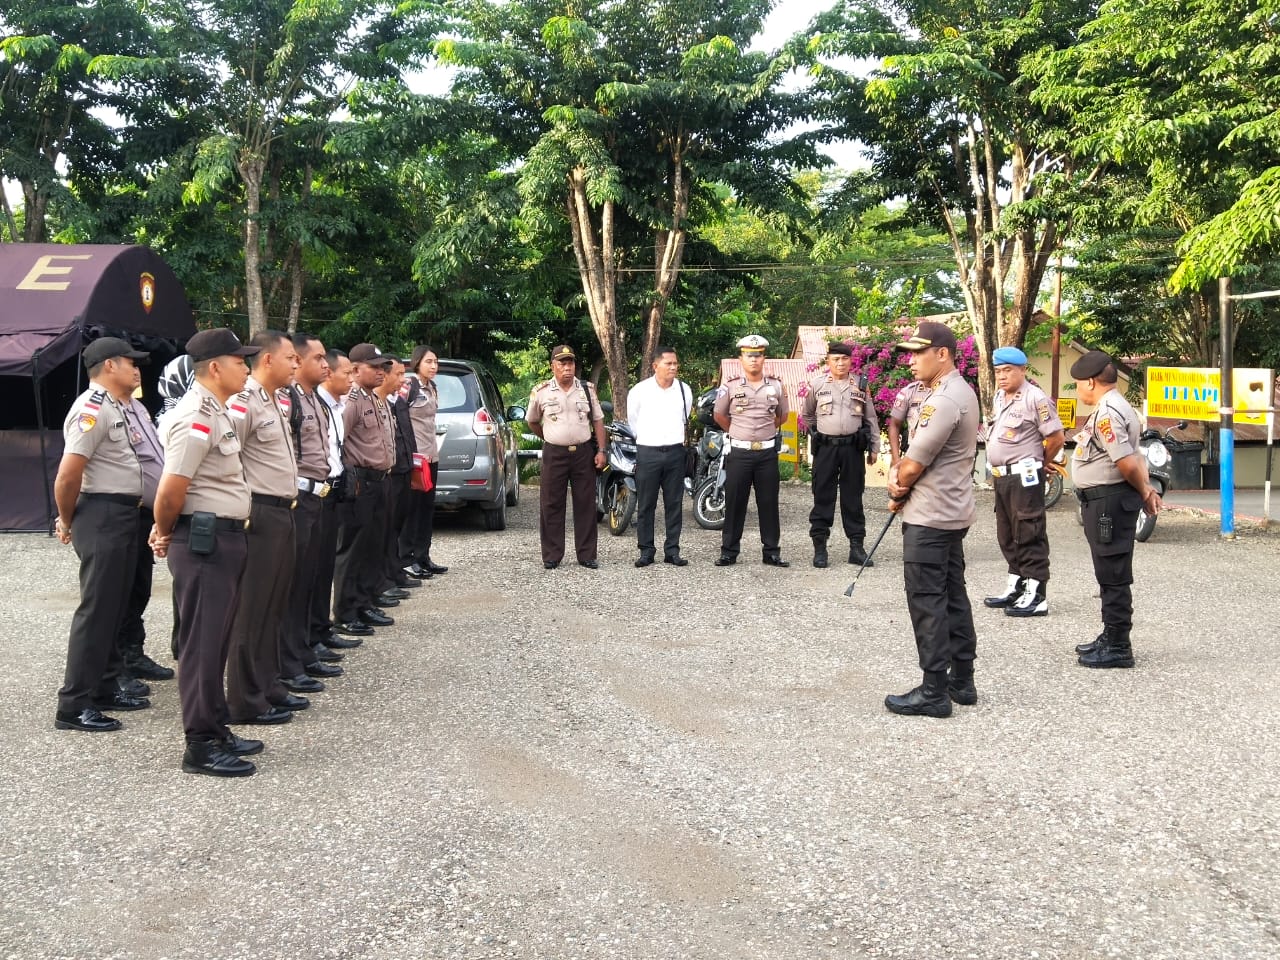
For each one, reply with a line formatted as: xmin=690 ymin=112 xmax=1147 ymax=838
xmin=818 ymin=433 xmax=858 ymax=447
xmin=1075 ymin=481 xmax=1129 ymax=503
xmin=175 ymin=514 xmax=247 ymax=532
xmin=545 ymin=442 xmax=591 ymax=452
xmin=352 ymin=466 xmax=390 ymax=481
xmin=80 ymin=492 xmax=143 ymax=508
xmin=251 ymin=493 xmax=298 ymax=509
xmin=640 ymin=443 xmax=685 ymax=451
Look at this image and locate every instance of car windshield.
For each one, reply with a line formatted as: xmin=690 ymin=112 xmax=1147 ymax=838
xmin=436 ymin=370 xmax=475 ymax=413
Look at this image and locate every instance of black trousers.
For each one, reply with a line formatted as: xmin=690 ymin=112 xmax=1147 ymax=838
xmin=635 ymin=444 xmax=685 ymax=559
xmin=117 ymin=506 xmax=156 ymax=664
xmin=168 ymin=525 xmax=247 ymax=742
xmin=721 ymin=447 xmax=780 ymax=560
xmin=399 ymin=463 xmax=439 ymax=564
xmin=334 ymin=475 xmax=385 ymax=622
xmin=808 ymin=440 xmax=868 ymax=543
xmin=226 ymin=501 xmax=296 ymax=720
xmin=309 ymin=492 xmax=342 ymax=642
xmin=58 ymin=497 xmax=137 ymax=713
xmin=993 ymin=472 xmax=1050 ymax=583
xmin=283 ymin=491 xmax=323 ymax=677
xmin=539 ymin=444 xmax=597 ymax=564
xmin=1081 ymin=483 xmax=1141 ymax=629
xmin=902 ymin=523 xmax=978 ymax=676
xmin=382 ymin=471 xmax=411 ymax=586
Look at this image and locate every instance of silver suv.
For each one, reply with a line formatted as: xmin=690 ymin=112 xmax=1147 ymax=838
xmin=434 ymin=359 xmax=524 ymax=530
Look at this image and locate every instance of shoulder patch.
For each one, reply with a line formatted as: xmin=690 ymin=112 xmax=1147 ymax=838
xmin=76 ymin=413 xmax=97 ymax=433
xmin=1098 ymin=416 xmax=1116 ymax=444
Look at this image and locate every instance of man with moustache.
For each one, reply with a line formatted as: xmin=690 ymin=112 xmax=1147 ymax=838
xmin=628 ymin=346 xmax=693 ymax=568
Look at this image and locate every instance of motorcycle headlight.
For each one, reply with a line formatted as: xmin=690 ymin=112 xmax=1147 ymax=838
xmin=1146 ymin=443 xmax=1170 ymax=468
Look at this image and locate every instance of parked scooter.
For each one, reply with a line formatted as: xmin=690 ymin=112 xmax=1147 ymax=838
xmin=595 ymin=418 xmax=638 ymax=535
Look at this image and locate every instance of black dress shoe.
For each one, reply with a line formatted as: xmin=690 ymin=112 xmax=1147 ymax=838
xmin=116 ymin=675 xmax=151 ymax=698
xmin=282 ymin=674 xmax=325 ymax=693
xmin=358 ymin=607 xmax=394 ymax=626
xmin=126 ymin=653 xmax=175 ymax=681
xmin=379 ymin=586 xmax=411 ymax=601
xmin=322 ymin=632 xmax=363 ymax=649
xmin=312 ymin=644 xmax=344 ymax=663
xmin=336 ymin=621 xmax=373 ymax=637
xmin=635 ymin=555 xmax=655 ymax=568
xmin=233 ymin=706 xmax=293 ymax=725
xmin=714 ymin=555 xmax=736 ymax=566
xmin=273 ymin=692 xmax=310 ymax=711
xmin=373 ymin=594 xmax=402 ymax=607
xmin=423 ymin=559 xmax=449 ymax=574
xmin=395 ymin=578 xmax=421 ymax=589
xmin=885 ymin=685 xmax=953 ymax=718
xmin=220 ymin=732 xmax=264 ymax=756
xmin=54 ymin=707 xmax=122 ymax=732
xmin=762 ymin=555 xmax=790 ymax=568
xmin=578 ymin=559 xmax=599 ymax=569
xmin=543 ymin=561 xmax=560 ymax=569
xmin=306 ymin=660 xmax=344 ymax=678
xmin=183 ymin=740 xmax=256 ymax=777
xmin=402 ymin=563 xmax=432 ymax=580
xmin=664 ymin=555 xmax=688 ymax=567
xmin=92 ymin=691 xmax=151 ymax=712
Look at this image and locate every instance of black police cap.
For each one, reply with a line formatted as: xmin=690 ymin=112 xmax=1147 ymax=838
xmin=1069 ymin=349 xmax=1113 ymax=379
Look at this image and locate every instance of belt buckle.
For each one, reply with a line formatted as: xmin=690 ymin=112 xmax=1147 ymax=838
xmin=290 ymin=498 xmax=298 ymax=510
xmin=243 ymin=518 xmax=251 ymax=531
xmin=568 ymin=444 xmax=577 ymax=452
xmin=750 ymin=441 xmax=761 ymax=450
xmin=318 ymin=483 xmax=330 ymax=499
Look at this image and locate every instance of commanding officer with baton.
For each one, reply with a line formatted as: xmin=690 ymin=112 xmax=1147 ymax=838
xmin=802 ymin=341 xmax=880 ymax=568
xmin=884 ymin=322 xmax=980 ymax=718
xmin=1069 ymin=350 xmax=1161 ymax=668
xmin=982 ymin=346 xmax=1065 ymax=617
xmin=150 ymin=328 xmax=262 ymax=777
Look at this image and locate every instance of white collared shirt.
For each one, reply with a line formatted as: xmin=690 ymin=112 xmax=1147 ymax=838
xmin=628 ymin=376 xmax=692 ymax=446
xmin=318 ymin=385 xmax=345 ymax=476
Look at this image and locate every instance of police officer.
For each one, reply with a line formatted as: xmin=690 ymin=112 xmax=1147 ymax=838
xmin=333 ymin=343 xmax=397 ymax=631
xmin=377 ymin=358 xmax=418 ymax=601
xmin=1069 ymin=350 xmax=1161 ymax=668
xmin=528 ymin=345 xmax=607 ymax=568
xmin=802 ymin=341 xmax=881 ymax=568
xmin=713 ymin=334 xmax=790 ymax=567
xmin=982 ymin=346 xmax=1065 ymax=617
xmin=887 ymin=379 xmax=931 ymax=466
xmin=225 ymin=331 xmax=307 ymax=726
xmin=53 ymin=338 xmax=153 ymax=732
xmin=884 ymin=322 xmax=980 ymax=718
xmin=149 ymin=328 xmax=261 ymax=777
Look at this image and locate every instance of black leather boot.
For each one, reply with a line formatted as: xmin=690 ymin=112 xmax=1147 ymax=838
xmin=885 ymin=671 xmax=953 ymax=717
xmin=984 ymin=574 xmax=1022 ymax=608
xmin=812 ymin=537 xmax=829 ymax=568
xmin=1075 ymin=631 xmax=1105 ymax=655
xmin=848 ymin=542 xmax=873 ymax=566
xmin=1078 ymin=625 xmax=1135 ymax=668
xmin=947 ymin=663 xmax=977 ymax=705
xmin=182 ymin=739 xmax=256 ymax=777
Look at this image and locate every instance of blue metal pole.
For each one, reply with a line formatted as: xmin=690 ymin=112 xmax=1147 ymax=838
xmin=1219 ymin=278 xmax=1235 ymax=539
xmin=1220 ymin=428 xmax=1234 ymax=536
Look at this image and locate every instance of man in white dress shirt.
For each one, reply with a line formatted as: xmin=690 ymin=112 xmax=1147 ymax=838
xmin=628 ymin=346 xmax=694 ymax=567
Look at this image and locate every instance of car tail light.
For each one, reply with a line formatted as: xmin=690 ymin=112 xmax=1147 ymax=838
xmin=472 ymin=408 xmax=496 ymax=436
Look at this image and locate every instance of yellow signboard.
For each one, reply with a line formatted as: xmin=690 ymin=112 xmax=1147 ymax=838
xmin=778 ymin=411 xmax=799 ymax=464
xmin=1146 ymin=367 xmax=1274 ymax=425
xmin=1056 ymin=397 xmax=1076 ymax=429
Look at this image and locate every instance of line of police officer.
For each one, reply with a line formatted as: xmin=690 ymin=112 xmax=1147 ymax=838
xmin=55 ymin=330 xmax=438 ymax=777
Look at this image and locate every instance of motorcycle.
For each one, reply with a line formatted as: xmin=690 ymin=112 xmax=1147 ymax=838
xmin=691 ymin=426 xmax=729 ymax=530
xmin=1044 ymin=448 xmax=1066 ymax=508
xmin=595 ymin=418 xmax=638 ymax=536
xmin=1134 ymin=420 xmax=1188 ymax=542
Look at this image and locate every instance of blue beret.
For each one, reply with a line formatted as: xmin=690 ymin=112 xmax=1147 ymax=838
xmin=992 ymin=346 xmax=1028 ymax=367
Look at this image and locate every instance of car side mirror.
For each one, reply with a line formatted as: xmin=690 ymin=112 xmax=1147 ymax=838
xmin=506 ymin=405 xmax=526 ymax=421
xmin=1176 ymin=420 xmax=1188 ymax=430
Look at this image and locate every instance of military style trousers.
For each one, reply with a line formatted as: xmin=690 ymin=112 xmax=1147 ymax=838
xmin=226 ymin=500 xmax=296 ymax=720
xmin=721 ymin=447 xmax=781 ymax=560
xmin=808 ymin=439 xmax=867 ymax=543
xmin=539 ymin=443 xmax=598 ymax=564
xmin=282 ymin=491 xmax=323 ymax=677
xmin=902 ymin=522 xmax=978 ymax=675
xmin=993 ymin=471 xmax=1050 ymax=583
xmin=1080 ymin=482 xmax=1141 ymax=629
xmin=59 ymin=496 xmax=137 ymax=713
xmin=168 ymin=521 xmax=247 ymax=742
xmin=634 ymin=444 xmax=685 ymax=559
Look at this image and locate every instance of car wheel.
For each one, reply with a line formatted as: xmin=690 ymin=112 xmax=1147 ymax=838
xmin=506 ymin=464 xmax=519 ymax=506
xmin=483 ymin=490 xmax=507 ymax=531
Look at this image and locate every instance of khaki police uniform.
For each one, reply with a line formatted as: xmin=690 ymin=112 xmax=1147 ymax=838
xmin=284 ymin=384 xmax=334 ymax=677
xmin=381 ymin=390 xmax=417 ymax=587
xmin=162 ymin=382 xmax=251 ymax=745
xmin=116 ymin=398 xmax=169 ymax=680
xmin=57 ymin=386 xmax=145 ymax=716
xmin=334 ymin=385 xmax=395 ymax=624
xmin=225 ymin=378 xmax=299 ymax=722
xmin=528 ymin=377 xmax=603 ymax=565
xmin=1071 ymin=388 xmax=1144 ymax=632
xmin=714 ymin=374 xmax=789 ymax=562
xmin=802 ymin=372 xmax=881 ymax=551
xmin=898 ymin=370 xmax=980 ymax=678
xmin=399 ymin=374 xmax=441 ymax=569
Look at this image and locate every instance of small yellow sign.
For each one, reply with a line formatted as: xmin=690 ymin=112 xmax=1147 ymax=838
xmin=1146 ymin=367 xmax=1274 ymax=425
xmin=1056 ymin=397 xmax=1076 ymax=429
xmin=778 ymin=411 xmax=799 ymax=464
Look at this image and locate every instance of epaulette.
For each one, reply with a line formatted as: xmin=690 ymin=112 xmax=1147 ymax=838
xmin=199 ymin=394 xmax=222 ymax=416
xmin=78 ymin=387 xmax=107 ymax=415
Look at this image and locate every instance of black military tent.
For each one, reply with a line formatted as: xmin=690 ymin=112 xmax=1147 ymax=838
xmin=0 ymin=244 xmax=196 ymax=531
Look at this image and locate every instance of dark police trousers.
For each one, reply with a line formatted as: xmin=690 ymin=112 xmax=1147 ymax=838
xmin=283 ymin=491 xmax=323 ymax=677
xmin=59 ymin=496 xmax=138 ymax=713
xmin=399 ymin=462 xmax=439 ymax=566
xmin=634 ymin=444 xmax=685 ymax=559
xmin=117 ymin=506 xmax=156 ymax=666
xmin=309 ymin=490 xmax=342 ymax=642
xmin=334 ymin=472 xmax=385 ymax=622
xmin=808 ymin=437 xmax=867 ymax=543
xmin=168 ymin=522 xmax=247 ymax=742
xmin=721 ymin=446 xmax=781 ymax=560
xmin=993 ymin=472 xmax=1050 ymax=583
xmin=1080 ymin=483 xmax=1141 ymax=628
xmin=539 ymin=443 xmax=598 ymax=564
xmin=382 ymin=470 xmax=411 ymax=586
xmin=902 ymin=523 xmax=978 ymax=675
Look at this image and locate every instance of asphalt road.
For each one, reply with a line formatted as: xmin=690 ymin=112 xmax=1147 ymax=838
xmin=2 ymin=486 xmax=1278 ymax=960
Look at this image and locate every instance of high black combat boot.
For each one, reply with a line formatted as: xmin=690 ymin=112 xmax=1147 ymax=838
xmin=1078 ymin=625 xmax=1135 ymax=668
xmin=848 ymin=542 xmax=873 ymax=566
xmin=885 ymin=671 xmax=953 ymax=717
xmin=947 ymin=662 xmax=977 ymax=705
xmin=1075 ymin=630 xmax=1105 ymax=655
xmin=812 ymin=537 xmax=829 ymax=568
xmin=984 ymin=573 xmax=1022 ymax=608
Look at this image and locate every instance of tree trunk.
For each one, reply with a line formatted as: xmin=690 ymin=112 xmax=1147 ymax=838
xmin=20 ymin=181 xmax=49 ymax=243
xmin=641 ymin=154 xmax=691 ymax=370
xmin=0 ymin=188 xmax=18 ymax=242
xmin=239 ymin=154 xmax=268 ymax=337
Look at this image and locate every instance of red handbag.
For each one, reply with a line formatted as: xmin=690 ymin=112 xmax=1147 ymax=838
xmin=410 ymin=453 xmax=434 ymax=493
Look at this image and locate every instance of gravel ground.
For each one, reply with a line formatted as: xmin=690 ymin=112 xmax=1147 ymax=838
xmin=2 ymin=484 xmax=1278 ymax=960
